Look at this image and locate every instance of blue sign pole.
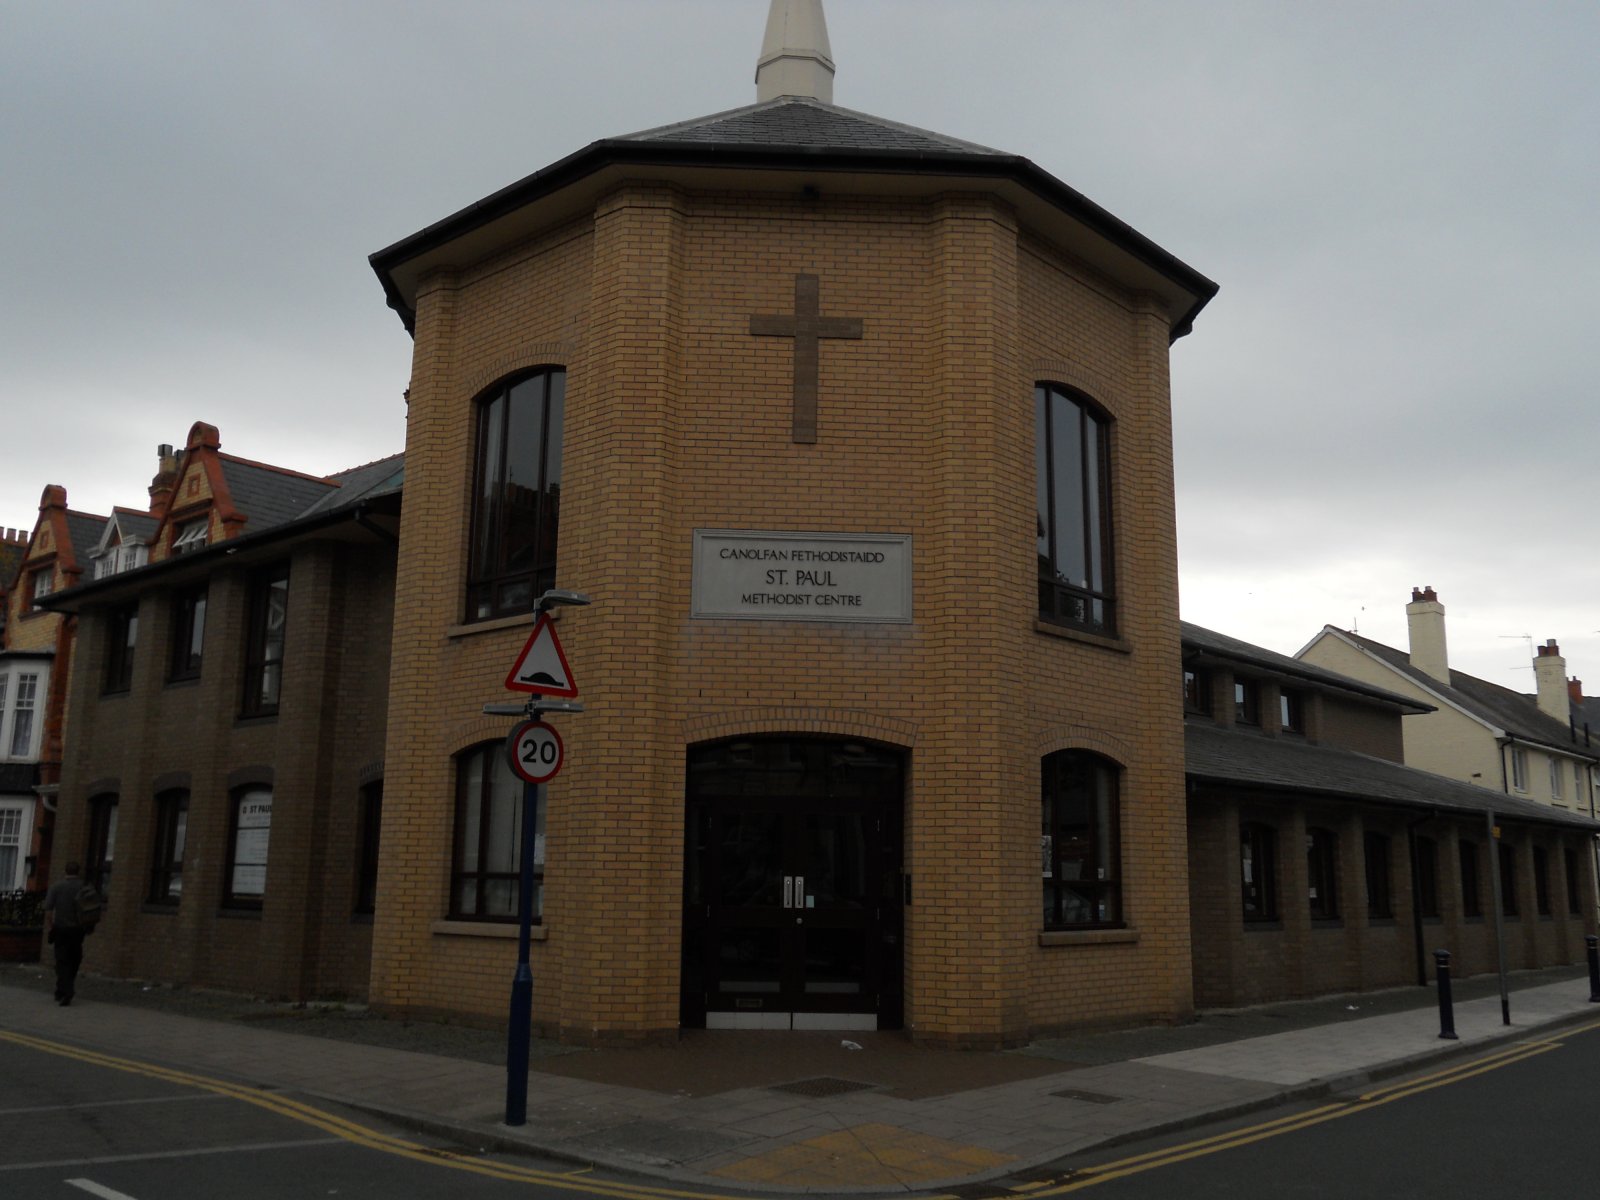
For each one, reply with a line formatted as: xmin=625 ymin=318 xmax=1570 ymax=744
xmin=504 ymin=777 xmax=541 ymax=1126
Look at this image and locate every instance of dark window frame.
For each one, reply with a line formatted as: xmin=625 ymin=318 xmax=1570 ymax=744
xmin=85 ymin=793 xmax=118 ymax=898
xmin=1183 ymin=667 xmax=1211 ymax=716
xmin=1241 ymin=821 xmax=1279 ymax=922
xmin=466 ymin=368 xmax=566 ymax=623
xmin=1364 ymin=830 xmax=1393 ymax=919
xmin=355 ymin=779 xmax=382 ymax=916
xmin=104 ymin=604 xmax=138 ymax=694
xmin=168 ymin=585 xmax=207 ymax=682
xmin=1459 ymin=838 xmax=1482 ymax=918
xmin=240 ymin=566 xmax=289 ymax=717
xmin=1035 ymin=383 xmax=1115 ymax=635
xmin=1565 ymin=846 xmax=1583 ymax=916
xmin=1040 ymin=750 xmax=1123 ymax=930
xmin=450 ymin=742 xmax=543 ymax=923
xmin=148 ymin=789 xmax=189 ymax=905
xmin=1279 ymin=689 xmax=1304 ymax=734
xmin=223 ymin=786 xmax=272 ymax=910
xmin=1234 ymin=679 xmax=1260 ymax=726
xmin=1415 ymin=835 xmax=1440 ymax=919
xmin=1307 ymin=826 xmax=1339 ymax=920
xmin=1498 ymin=841 xmax=1518 ymax=917
xmin=1533 ymin=846 xmax=1551 ymax=917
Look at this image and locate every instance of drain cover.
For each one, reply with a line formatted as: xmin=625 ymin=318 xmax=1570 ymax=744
xmin=769 ymin=1076 xmax=878 ymax=1097
xmin=1051 ymin=1087 xmax=1121 ymax=1105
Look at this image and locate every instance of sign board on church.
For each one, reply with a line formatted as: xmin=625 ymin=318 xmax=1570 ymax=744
xmin=691 ymin=530 xmax=912 ymax=623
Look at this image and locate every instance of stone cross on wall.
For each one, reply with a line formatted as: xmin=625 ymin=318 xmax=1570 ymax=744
xmin=749 ymin=273 xmax=863 ymax=444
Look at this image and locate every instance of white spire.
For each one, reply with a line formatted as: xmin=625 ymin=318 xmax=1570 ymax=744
xmin=755 ymin=0 xmax=835 ymax=103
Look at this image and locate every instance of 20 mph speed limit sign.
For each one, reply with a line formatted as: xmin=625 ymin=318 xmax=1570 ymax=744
xmin=507 ymin=720 xmax=564 ymax=785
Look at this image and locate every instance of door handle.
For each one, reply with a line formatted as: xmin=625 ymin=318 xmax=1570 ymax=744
xmin=795 ymin=875 xmax=805 ymax=907
xmin=783 ymin=876 xmax=794 ymax=908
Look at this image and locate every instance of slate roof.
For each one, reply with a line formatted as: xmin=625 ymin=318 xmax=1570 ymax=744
xmin=1187 ymin=721 xmax=1600 ymax=832
xmin=617 ymin=96 xmax=1010 ymax=157
xmin=1335 ymin=629 xmax=1594 ymax=759
xmin=298 ymin=454 xmax=405 ymax=519
xmin=112 ymin=511 xmax=160 ymax=542
xmin=216 ymin=456 xmax=340 ymax=532
xmin=63 ymin=511 xmax=109 ymax=570
xmin=0 ymin=541 xmax=23 ymax=592
xmin=1182 ymin=622 xmax=1430 ymax=712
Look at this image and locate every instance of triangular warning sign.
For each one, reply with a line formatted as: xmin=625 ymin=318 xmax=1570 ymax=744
xmin=504 ymin=613 xmax=579 ymax=696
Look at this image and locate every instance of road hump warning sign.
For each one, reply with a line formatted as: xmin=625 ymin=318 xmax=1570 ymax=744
xmin=504 ymin=613 xmax=579 ymax=697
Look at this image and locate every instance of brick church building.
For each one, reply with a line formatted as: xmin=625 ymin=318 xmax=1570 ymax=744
xmin=367 ymin=0 xmax=1216 ymax=1045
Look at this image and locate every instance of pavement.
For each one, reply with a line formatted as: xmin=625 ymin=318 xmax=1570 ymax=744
xmin=4 ymin=961 xmax=1599 ymax=1195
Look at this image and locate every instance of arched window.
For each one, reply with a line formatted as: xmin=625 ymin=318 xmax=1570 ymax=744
xmin=1035 ymin=383 xmax=1114 ymax=633
xmin=451 ymin=742 xmax=543 ymax=921
xmin=1040 ymin=751 xmax=1121 ymax=928
xmin=467 ymin=369 xmax=565 ymax=621
xmin=148 ymin=789 xmax=189 ymax=904
xmin=225 ymin=787 xmax=272 ymax=909
xmin=1241 ymin=821 xmax=1278 ymax=922
xmin=85 ymin=793 xmax=119 ymax=897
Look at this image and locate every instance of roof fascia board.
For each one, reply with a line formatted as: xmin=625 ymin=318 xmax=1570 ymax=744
xmin=37 ymin=498 xmax=399 ymax=614
xmin=370 ymin=140 xmax=1217 ymax=338
xmin=1184 ymin=641 xmax=1432 ymax=713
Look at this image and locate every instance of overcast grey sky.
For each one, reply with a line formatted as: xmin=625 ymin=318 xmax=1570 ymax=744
xmin=3 ymin=1 xmax=1596 ymax=693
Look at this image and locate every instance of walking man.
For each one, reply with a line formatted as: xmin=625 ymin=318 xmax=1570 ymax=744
xmin=42 ymin=861 xmax=95 ymax=1006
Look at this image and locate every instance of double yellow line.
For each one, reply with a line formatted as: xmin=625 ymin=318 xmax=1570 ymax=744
xmin=1022 ymin=1021 xmax=1600 ymax=1195
xmin=7 ymin=1021 xmax=1596 ymax=1198
xmin=0 ymin=1030 xmax=749 ymax=1200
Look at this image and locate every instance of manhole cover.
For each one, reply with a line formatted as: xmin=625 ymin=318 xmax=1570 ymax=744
xmin=1051 ymin=1088 xmax=1121 ymax=1105
xmin=769 ymin=1076 xmax=878 ymax=1097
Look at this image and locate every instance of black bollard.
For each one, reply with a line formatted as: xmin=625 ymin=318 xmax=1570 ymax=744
xmin=1435 ymin=949 xmax=1458 ymax=1040
xmin=1587 ymin=935 xmax=1600 ymax=1004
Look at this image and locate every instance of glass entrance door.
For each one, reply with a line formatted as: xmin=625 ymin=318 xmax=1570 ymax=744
xmin=683 ymin=738 xmax=903 ymax=1030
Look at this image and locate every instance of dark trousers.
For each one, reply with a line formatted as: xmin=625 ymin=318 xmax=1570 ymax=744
xmin=52 ymin=928 xmax=86 ymax=1002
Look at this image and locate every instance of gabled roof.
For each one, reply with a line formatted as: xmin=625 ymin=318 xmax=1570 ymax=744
xmin=1181 ymin=622 xmax=1430 ymax=712
xmin=1325 ymin=628 xmax=1594 ymax=760
xmin=215 ymin=454 xmax=340 ymax=531
xmin=62 ymin=511 xmax=108 ymax=574
xmin=96 ymin=508 xmax=160 ymax=552
xmin=1187 ymin=721 xmax=1600 ymax=833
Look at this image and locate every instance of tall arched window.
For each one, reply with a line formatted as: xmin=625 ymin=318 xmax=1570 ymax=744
xmin=1040 ymin=750 xmax=1122 ymax=928
xmin=1035 ymin=383 xmax=1114 ymax=633
xmin=451 ymin=742 xmax=543 ymax=921
xmin=467 ymin=369 xmax=565 ymax=621
xmin=225 ymin=787 xmax=272 ymax=909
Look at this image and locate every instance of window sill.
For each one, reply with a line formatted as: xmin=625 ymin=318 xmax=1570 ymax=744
xmin=1243 ymin=920 xmax=1283 ymax=931
xmin=1038 ymin=926 xmax=1137 ymax=948
xmin=1311 ymin=918 xmax=1344 ymax=929
xmin=219 ymin=906 xmax=262 ymax=920
xmin=1033 ymin=620 xmax=1129 ymax=654
xmin=431 ymin=919 xmax=546 ymax=941
xmin=235 ymin=713 xmax=279 ymax=728
xmin=447 ymin=612 xmax=537 ymax=641
xmin=165 ymin=676 xmax=201 ymax=690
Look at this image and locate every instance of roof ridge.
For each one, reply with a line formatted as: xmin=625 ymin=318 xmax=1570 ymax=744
xmin=216 ymin=452 xmax=339 ymax=487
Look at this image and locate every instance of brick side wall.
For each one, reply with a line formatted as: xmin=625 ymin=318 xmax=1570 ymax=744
xmin=53 ymin=537 xmax=393 ymax=1001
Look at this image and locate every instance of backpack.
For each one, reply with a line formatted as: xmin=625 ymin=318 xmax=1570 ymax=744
xmin=74 ymin=883 xmax=103 ymax=930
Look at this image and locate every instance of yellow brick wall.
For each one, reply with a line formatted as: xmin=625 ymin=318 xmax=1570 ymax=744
xmin=373 ymin=182 xmax=1193 ymax=1044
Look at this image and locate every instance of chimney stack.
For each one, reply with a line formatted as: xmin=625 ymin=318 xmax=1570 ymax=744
xmin=1570 ymin=677 xmax=1585 ymax=707
xmin=1533 ymin=639 xmax=1569 ymax=722
xmin=1406 ymin=586 xmax=1450 ymax=684
xmin=148 ymin=443 xmax=179 ymax=520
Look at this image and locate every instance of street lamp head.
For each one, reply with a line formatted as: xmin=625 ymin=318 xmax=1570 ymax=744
xmin=531 ymin=698 xmax=585 ymax=715
xmin=536 ymin=588 xmax=591 ymax=612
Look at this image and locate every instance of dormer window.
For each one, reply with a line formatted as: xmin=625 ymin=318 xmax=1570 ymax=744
xmin=30 ymin=568 xmax=53 ymax=602
xmin=1279 ymin=689 xmax=1304 ymax=734
xmin=1183 ymin=668 xmax=1212 ymax=715
xmin=171 ymin=520 xmax=208 ymax=556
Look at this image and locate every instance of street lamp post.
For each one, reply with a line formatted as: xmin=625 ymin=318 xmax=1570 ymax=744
xmin=487 ymin=588 xmax=589 ymax=1128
